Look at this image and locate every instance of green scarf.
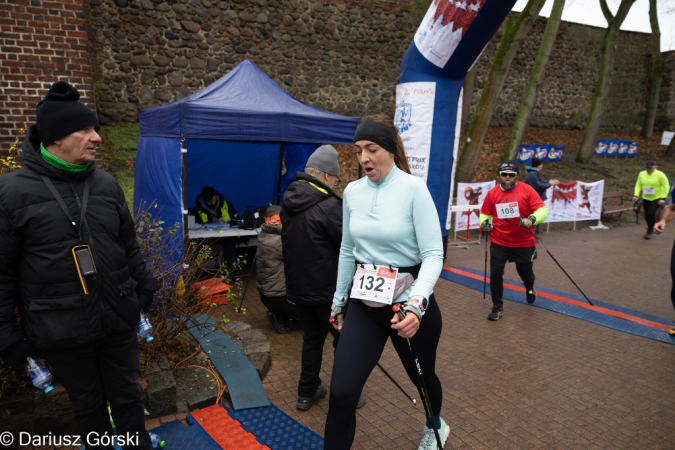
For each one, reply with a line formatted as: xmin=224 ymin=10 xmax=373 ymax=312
xmin=41 ymin=143 xmax=90 ymax=172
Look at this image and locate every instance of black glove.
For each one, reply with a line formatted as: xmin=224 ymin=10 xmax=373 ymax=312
xmin=138 ymin=293 xmax=154 ymax=311
xmin=520 ymin=215 xmax=536 ymax=228
xmin=481 ymin=220 xmax=492 ymax=233
xmin=0 ymin=339 xmax=39 ymax=374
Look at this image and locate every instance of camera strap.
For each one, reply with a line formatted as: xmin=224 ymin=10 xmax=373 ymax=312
xmin=41 ymin=176 xmax=90 ymax=243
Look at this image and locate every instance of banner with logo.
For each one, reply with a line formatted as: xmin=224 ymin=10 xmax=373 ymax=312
xmin=595 ymin=140 xmax=638 ymax=157
xmin=395 ymin=82 xmax=436 ymax=183
xmin=397 ymin=0 xmax=517 ymax=234
xmin=544 ymin=180 xmax=604 ymax=222
xmin=454 ymin=181 xmax=496 ymax=231
xmin=517 ymin=144 xmax=564 ymax=163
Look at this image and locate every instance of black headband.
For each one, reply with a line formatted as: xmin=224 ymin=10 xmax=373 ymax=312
xmin=354 ymin=122 xmax=397 ymax=154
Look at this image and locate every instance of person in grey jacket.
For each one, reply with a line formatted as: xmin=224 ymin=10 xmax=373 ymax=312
xmin=255 ymin=205 xmax=296 ymax=334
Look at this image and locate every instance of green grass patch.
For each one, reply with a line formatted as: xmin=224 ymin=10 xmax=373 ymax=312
xmin=99 ymin=122 xmax=140 ymax=150
xmin=99 ymin=123 xmax=140 ymax=205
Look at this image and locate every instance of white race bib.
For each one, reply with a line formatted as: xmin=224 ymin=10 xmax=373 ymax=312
xmin=496 ymin=202 xmax=520 ymax=219
xmin=643 ymin=187 xmax=655 ymax=195
xmin=350 ymin=265 xmax=399 ymax=305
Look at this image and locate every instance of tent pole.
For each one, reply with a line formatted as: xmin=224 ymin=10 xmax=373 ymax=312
xmin=181 ymin=137 xmax=189 ymax=250
xmin=277 ymin=144 xmax=284 ymax=205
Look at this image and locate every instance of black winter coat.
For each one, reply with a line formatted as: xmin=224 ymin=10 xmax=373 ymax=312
xmin=0 ymin=126 xmax=157 ymax=351
xmin=281 ymin=172 xmax=342 ymax=305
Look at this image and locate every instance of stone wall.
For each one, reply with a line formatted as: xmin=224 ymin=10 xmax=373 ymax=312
xmin=0 ymin=0 xmax=96 ymax=152
xmin=88 ymin=0 xmax=427 ymax=124
xmin=1 ymin=0 xmax=674 ymax=156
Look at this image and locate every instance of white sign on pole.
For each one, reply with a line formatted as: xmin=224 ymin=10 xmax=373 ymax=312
xmin=395 ymin=82 xmax=436 ymax=183
xmin=661 ymin=131 xmax=674 ymax=146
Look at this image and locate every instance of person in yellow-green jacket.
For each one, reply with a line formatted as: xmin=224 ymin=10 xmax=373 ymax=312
xmin=192 ymin=186 xmax=241 ymax=224
xmin=633 ymin=161 xmax=670 ymax=240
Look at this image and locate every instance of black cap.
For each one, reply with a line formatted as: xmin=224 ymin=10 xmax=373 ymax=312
xmin=499 ymin=160 xmax=518 ymax=173
xmin=645 ymin=160 xmax=657 ymax=168
xmin=36 ymin=81 xmax=99 ymax=146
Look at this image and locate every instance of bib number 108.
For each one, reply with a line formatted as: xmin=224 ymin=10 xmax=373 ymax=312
xmin=499 ymin=206 xmax=515 ymax=215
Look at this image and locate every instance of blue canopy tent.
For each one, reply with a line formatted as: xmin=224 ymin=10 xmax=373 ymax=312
xmin=135 ymin=59 xmax=359 ymax=253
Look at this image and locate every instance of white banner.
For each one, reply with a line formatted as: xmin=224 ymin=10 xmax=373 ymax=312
xmin=395 ymin=82 xmax=436 ymax=183
xmin=454 ymin=181 xmax=495 ymax=231
xmin=662 ymin=131 xmax=673 ymax=146
xmin=544 ymin=180 xmax=604 ymax=223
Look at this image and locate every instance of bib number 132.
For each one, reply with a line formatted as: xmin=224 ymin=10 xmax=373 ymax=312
xmin=350 ymin=265 xmax=398 ymax=305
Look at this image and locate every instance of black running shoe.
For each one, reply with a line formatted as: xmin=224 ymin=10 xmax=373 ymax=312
xmin=296 ymin=384 xmax=327 ymax=411
xmin=487 ymin=307 xmax=504 ymax=321
xmin=644 ymin=231 xmax=653 ymax=240
xmin=526 ymin=288 xmax=537 ymax=304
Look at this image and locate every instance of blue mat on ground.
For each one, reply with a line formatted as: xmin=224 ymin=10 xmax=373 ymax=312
xmin=442 ymin=265 xmax=675 ymax=345
xmin=148 ymin=419 xmax=221 ymax=450
xmin=225 ymin=403 xmax=324 ymax=450
xmin=185 ymin=314 xmax=270 ymax=410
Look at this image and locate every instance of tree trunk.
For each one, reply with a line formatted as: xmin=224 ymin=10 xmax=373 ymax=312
xmin=455 ymin=0 xmax=547 ymax=183
xmin=641 ymin=0 xmax=662 ymax=140
xmin=576 ymin=0 xmax=637 ymax=163
xmin=460 ymin=65 xmax=478 ymax=139
xmin=506 ymin=0 xmax=566 ymax=161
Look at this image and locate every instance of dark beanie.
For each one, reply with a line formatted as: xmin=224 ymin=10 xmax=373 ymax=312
xmin=531 ymin=157 xmax=542 ymax=168
xmin=36 ymin=81 xmax=99 ymax=146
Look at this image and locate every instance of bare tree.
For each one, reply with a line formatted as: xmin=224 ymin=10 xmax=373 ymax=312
xmin=455 ymin=0 xmax=547 ymax=182
xmin=576 ymin=0 xmax=637 ymax=163
xmin=641 ymin=0 xmax=663 ymax=140
xmin=506 ymin=0 xmax=566 ymax=160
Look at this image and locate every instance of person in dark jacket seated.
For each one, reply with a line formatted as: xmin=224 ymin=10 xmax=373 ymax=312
xmin=0 ymin=81 xmax=158 ymax=449
xmin=191 ymin=186 xmax=241 ymax=224
xmin=255 ymin=205 xmax=297 ymax=334
xmin=281 ymin=145 xmax=366 ymax=412
xmin=188 ymin=186 xmax=242 ymax=268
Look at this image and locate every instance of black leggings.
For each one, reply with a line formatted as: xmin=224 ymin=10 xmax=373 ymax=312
xmin=324 ymin=295 xmax=443 ymax=450
xmin=490 ymin=256 xmax=535 ymax=309
xmin=642 ymin=199 xmax=662 ymax=232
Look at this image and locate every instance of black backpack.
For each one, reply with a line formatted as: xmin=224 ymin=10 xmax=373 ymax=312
xmin=243 ymin=205 xmax=267 ymax=229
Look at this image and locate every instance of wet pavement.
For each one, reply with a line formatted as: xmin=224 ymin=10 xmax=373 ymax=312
xmin=211 ymin=216 xmax=675 ymax=449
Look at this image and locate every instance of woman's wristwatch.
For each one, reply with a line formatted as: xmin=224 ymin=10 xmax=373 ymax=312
xmin=403 ymin=296 xmax=429 ymax=321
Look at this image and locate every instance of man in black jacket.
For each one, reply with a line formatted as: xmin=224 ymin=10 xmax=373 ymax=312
xmin=0 ymin=82 xmax=157 ymax=449
xmin=281 ymin=145 xmax=365 ymax=411
xmin=523 ymin=157 xmax=559 ymax=201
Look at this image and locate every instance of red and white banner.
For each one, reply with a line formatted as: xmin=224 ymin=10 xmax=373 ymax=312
xmin=454 ymin=181 xmax=495 ymax=231
xmin=544 ymin=180 xmax=604 ymax=223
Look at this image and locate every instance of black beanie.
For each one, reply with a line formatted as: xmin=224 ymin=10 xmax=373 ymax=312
xmin=36 ymin=81 xmax=99 ymax=146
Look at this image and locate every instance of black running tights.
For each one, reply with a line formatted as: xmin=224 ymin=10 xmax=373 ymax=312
xmin=324 ymin=296 xmax=442 ymax=450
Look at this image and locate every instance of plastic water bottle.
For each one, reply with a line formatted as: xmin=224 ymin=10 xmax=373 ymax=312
xmin=149 ymin=431 xmax=165 ymax=448
xmin=25 ymin=357 xmax=54 ymax=393
xmin=137 ymin=310 xmax=154 ymax=342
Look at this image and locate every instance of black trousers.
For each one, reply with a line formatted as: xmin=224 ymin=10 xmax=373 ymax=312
xmin=42 ymin=330 xmax=151 ymax=450
xmin=642 ymin=199 xmax=662 ymax=233
xmin=490 ymin=251 xmax=535 ymax=309
xmin=324 ymin=296 xmax=443 ymax=450
xmin=259 ymin=293 xmax=297 ymax=321
xmin=296 ymin=302 xmax=340 ymax=398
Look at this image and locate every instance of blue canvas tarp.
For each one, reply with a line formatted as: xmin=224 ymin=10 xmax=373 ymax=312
xmin=135 ymin=59 xmax=359 ymax=254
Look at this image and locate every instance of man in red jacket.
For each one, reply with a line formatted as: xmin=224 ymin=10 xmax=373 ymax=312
xmin=479 ymin=160 xmax=549 ymax=321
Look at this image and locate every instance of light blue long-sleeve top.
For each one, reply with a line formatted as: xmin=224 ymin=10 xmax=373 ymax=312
xmin=333 ymin=164 xmax=444 ymax=307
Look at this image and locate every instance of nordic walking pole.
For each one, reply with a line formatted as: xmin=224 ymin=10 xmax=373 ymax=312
xmin=528 ymin=228 xmax=594 ymax=306
xmin=375 ymin=362 xmax=417 ymax=405
xmin=483 ymin=230 xmax=489 ymax=299
xmin=392 ymin=304 xmax=443 ymax=450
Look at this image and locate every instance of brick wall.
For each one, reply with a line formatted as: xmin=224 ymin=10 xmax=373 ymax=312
xmin=0 ymin=0 xmax=95 ymax=154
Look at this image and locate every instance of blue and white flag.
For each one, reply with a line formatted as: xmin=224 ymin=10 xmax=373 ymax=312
xmin=518 ymin=144 xmax=565 ymax=163
xmin=595 ymin=140 xmax=638 ymax=158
